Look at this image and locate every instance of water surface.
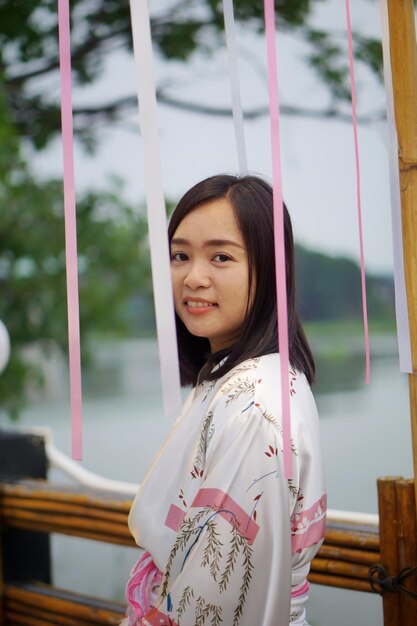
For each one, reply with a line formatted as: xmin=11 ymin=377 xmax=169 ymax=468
xmin=1 ymin=338 xmax=412 ymax=625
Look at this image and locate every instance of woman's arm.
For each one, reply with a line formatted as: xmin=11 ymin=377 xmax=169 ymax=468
xmin=144 ymin=402 xmax=292 ymax=626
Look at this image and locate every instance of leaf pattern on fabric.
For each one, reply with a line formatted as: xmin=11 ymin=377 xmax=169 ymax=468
xmin=161 ymin=509 xmax=208 ymax=598
xmin=247 ymin=492 xmax=263 ymax=527
xmin=265 ymin=444 xmax=278 ymax=457
xmin=193 ymin=410 xmax=215 ymax=473
xmin=289 ymin=369 xmax=298 ymax=397
xmin=288 ymin=479 xmax=300 ymax=498
xmin=178 ymin=489 xmax=188 ymax=508
xmin=290 ymin=609 xmax=302 ymax=622
xmin=228 ymin=359 xmax=260 ymax=376
xmin=177 ymin=586 xmax=194 ymax=618
xmin=201 ymin=380 xmax=216 ymax=402
xmin=254 ymin=402 xmax=299 ymax=456
xmin=202 ymin=520 xmax=223 ymax=580
xmin=161 ymin=506 xmax=254 ymax=626
xmin=221 ymin=377 xmax=256 ymax=406
xmin=195 ymin=596 xmax=223 ymax=626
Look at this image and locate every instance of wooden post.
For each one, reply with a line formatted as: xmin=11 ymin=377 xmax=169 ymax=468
xmin=387 ymin=0 xmax=417 ymax=508
xmin=0 ymin=431 xmax=51 ymax=585
xmin=377 ymin=477 xmax=401 ymax=626
xmin=396 ymin=479 xmax=417 ymax=624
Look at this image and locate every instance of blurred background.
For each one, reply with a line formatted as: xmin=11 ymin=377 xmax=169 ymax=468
xmin=0 ymin=0 xmax=413 ymax=624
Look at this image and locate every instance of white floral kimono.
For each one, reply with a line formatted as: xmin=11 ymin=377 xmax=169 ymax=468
xmin=126 ymin=354 xmax=326 ymax=626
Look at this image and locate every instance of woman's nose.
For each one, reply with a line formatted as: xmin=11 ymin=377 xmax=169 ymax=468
xmin=183 ymin=261 xmax=211 ymax=289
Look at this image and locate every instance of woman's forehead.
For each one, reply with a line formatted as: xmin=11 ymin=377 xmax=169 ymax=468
xmin=173 ymin=198 xmax=243 ymax=241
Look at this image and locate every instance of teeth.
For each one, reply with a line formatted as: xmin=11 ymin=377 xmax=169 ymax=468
xmin=187 ymin=301 xmax=214 ymax=308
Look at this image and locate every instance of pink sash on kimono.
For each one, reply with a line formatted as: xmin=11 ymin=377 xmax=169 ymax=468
xmin=125 ymin=551 xmax=163 ymax=625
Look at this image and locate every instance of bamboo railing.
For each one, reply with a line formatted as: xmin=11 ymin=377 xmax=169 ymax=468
xmin=0 ymin=478 xmax=381 ymax=626
xmin=0 ymin=479 xmax=380 ymax=589
xmin=2 ymin=476 xmax=417 ymax=625
xmin=3 ymin=583 xmax=124 ymax=626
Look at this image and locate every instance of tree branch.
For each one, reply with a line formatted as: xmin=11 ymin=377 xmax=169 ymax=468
xmin=6 ymin=27 xmax=128 ymax=86
xmin=72 ymin=92 xmax=386 ymax=125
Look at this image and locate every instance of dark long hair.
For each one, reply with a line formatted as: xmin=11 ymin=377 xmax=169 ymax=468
xmin=168 ymin=174 xmax=315 ymax=386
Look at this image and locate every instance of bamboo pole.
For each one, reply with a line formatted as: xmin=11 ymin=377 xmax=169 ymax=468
xmin=4 ymin=583 xmax=124 ymax=625
xmin=387 ymin=0 xmax=417 ymax=509
xmin=318 ymin=544 xmax=379 ymax=565
xmin=307 ymin=572 xmax=372 ymax=593
xmin=377 ymin=477 xmax=401 ymax=625
xmin=323 ymin=527 xmax=379 ymax=550
xmin=396 ymin=479 xmax=417 ymax=624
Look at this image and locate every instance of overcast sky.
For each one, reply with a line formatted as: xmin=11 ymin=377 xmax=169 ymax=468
xmin=31 ymin=0 xmax=396 ymax=274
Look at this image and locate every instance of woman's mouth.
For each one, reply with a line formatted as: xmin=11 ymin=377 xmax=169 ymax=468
xmin=184 ymin=300 xmax=217 ymax=314
xmin=186 ymin=301 xmax=214 ymax=308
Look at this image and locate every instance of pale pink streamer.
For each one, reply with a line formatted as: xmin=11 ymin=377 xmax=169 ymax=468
xmin=223 ymin=0 xmax=248 ymax=172
xmin=57 ymin=0 xmax=83 ymax=460
xmin=129 ymin=0 xmax=182 ymax=418
xmin=264 ymin=0 xmax=292 ymax=479
xmin=345 ymin=0 xmax=371 ymax=384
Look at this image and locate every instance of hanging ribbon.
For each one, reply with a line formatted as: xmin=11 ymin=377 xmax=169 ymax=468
xmin=263 ymin=0 xmax=292 ymax=479
xmin=57 ymin=0 xmax=83 ymax=460
xmin=223 ymin=0 xmax=248 ymax=173
xmin=379 ymin=0 xmax=412 ymax=373
xmin=129 ymin=0 xmax=182 ymax=418
xmin=345 ymin=0 xmax=371 ymax=384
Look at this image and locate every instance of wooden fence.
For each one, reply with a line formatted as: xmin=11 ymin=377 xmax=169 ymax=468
xmin=0 ymin=478 xmax=382 ymax=625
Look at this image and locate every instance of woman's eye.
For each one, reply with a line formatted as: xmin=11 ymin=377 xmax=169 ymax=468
xmin=171 ymin=252 xmax=188 ymax=262
xmin=213 ymin=254 xmax=231 ymax=263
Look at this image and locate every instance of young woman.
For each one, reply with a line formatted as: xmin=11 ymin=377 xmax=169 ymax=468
xmin=123 ymin=175 xmax=326 ymax=626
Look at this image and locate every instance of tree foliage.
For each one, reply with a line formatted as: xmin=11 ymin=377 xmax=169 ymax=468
xmin=0 ymin=90 xmax=151 ymax=418
xmin=295 ymin=244 xmax=394 ymax=323
xmin=0 ymin=1 xmax=392 ymax=420
xmin=1 ymin=0 xmax=384 ymax=151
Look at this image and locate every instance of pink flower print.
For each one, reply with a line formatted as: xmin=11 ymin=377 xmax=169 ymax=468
xmin=249 ymin=492 xmax=263 ymax=525
xmin=191 ymin=465 xmax=204 ymax=480
xmin=264 ymin=444 xmax=278 ymax=458
xmin=178 ymin=489 xmax=188 ymax=508
xmin=292 ymin=513 xmax=309 ymax=532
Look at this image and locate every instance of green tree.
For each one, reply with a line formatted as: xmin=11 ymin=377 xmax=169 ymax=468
xmin=0 ymin=1 xmax=390 ymax=418
xmin=1 ymin=0 xmax=383 ymax=151
xmin=295 ymin=244 xmax=395 ymax=322
xmin=0 ymin=90 xmax=151 ymax=419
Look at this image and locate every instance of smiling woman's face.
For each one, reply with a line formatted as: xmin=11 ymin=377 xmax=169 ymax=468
xmin=170 ymin=198 xmax=251 ymax=352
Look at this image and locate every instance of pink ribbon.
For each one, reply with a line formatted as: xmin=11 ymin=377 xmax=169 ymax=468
xmin=345 ymin=0 xmax=371 ymax=384
xmin=263 ymin=0 xmax=292 ymax=479
xmin=57 ymin=0 xmax=83 ymax=460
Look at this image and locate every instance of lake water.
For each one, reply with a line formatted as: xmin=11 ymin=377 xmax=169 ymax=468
xmin=1 ymin=337 xmax=413 ymax=626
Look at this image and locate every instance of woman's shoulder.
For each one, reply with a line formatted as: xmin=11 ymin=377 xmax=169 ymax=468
xmin=218 ymin=354 xmax=311 ymax=394
xmin=210 ymin=354 xmax=317 ymax=432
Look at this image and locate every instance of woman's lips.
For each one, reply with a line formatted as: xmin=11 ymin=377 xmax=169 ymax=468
xmin=184 ymin=299 xmax=217 ymax=314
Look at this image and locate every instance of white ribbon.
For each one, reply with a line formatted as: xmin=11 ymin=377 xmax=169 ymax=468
xmin=129 ymin=0 xmax=183 ymax=415
xmin=223 ymin=0 xmax=248 ymax=173
xmin=379 ymin=0 xmax=412 ymax=373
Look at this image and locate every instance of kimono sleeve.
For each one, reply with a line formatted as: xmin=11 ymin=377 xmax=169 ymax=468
xmin=144 ymin=400 xmax=292 ymax=626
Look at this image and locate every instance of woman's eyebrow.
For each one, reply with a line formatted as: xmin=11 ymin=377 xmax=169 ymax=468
xmin=171 ymin=237 xmax=244 ymax=249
